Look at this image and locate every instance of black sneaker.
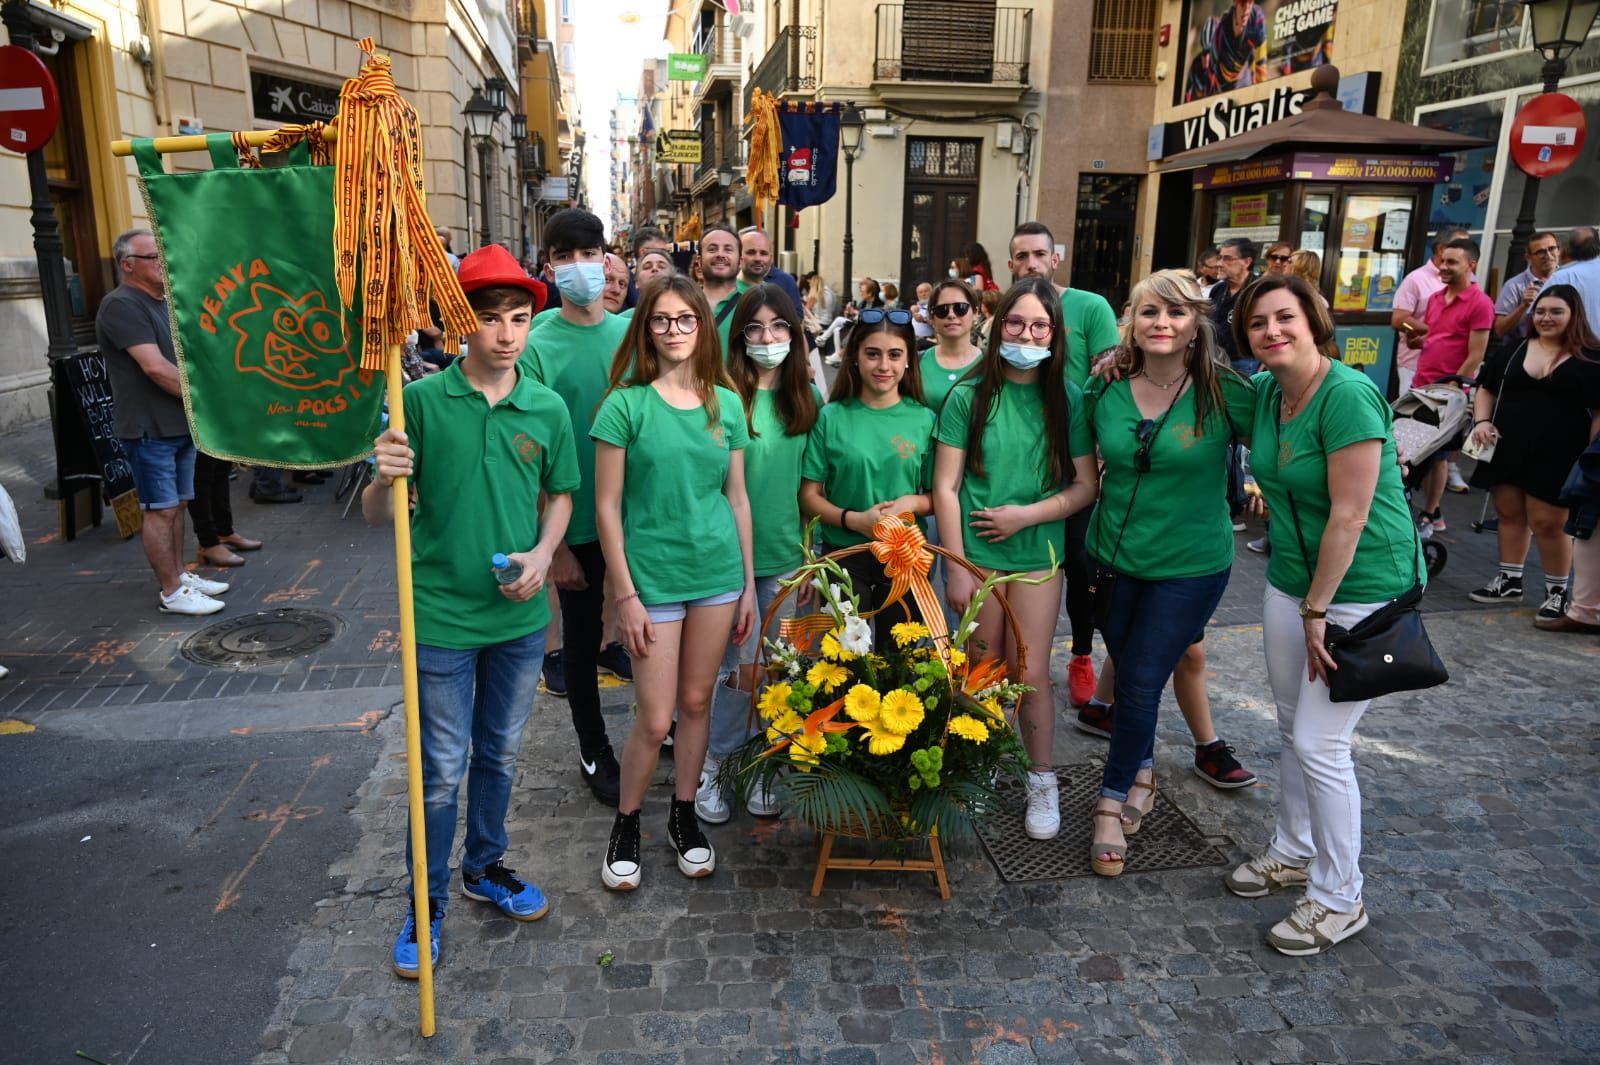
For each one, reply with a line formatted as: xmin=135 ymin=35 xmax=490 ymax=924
xmin=668 ymin=797 xmax=716 ymax=878
xmin=1074 ymin=700 xmax=1113 ymax=739
xmin=541 ymin=649 xmax=567 ymax=697
xmin=597 ymin=641 xmax=633 ymax=682
xmin=1536 ymin=587 xmax=1569 ymax=622
xmin=1469 ymin=573 xmax=1523 ymax=604
xmin=660 ymin=718 xmax=676 ymax=760
xmin=580 ymin=744 xmax=621 ymax=807
xmin=1193 ymin=740 xmax=1257 ymax=789
xmin=602 ymin=810 xmax=641 ymax=891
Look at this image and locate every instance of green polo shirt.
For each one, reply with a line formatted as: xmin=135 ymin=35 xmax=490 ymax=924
xmin=711 ymin=279 xmax=751 ymax=359
xmin=404 ymin=361 xmax=581 ymax=650
xmin=1059 ymin=287 xmax=1121 ymax=388
xmin=520 ymin=310 xmax=632 ymax=546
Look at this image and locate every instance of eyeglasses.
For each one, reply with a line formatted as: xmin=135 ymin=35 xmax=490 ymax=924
xmin=857 ymin=308 xmax=913 ymax=327
xmin=1529 ymin=246 xmax=1561 ymax=257
xmin=931 ymin=301 xmax=971 ymax=318
xmin=647 ymin=313 xmax=700 ymax=335
xmin=741 ymin=320 xmax=791 ymax=342
xmin=1133 ymin=419 xmax=1158 ymax=473
xmin=1267 ymin=254 xmax=1292 ymax=264
xmin=123 ymin=254 xmax=161 ymax=262
xmin=1002 ymin=316 xmax=1053 ymax=341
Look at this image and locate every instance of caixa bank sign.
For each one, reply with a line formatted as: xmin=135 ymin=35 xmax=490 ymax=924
xmin=250 ymin=70 xmax=340 ymax=124
xmin=1148 ymin=71 xmax=1379 ymax=161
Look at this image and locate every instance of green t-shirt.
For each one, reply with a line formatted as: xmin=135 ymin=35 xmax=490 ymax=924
xmin=919 ymin=348 xmax=982 ymax=415
xmin=590 ymin=384 xmax=751 ymax=604
xmin=519 ymin=311 xmax=631 ymax=546
xmin=404 ymin=362 xmax=581 ymax=649
xmin=711 ymin=279 xmax=751 ymax=359
xmin=1250 ymin=360 xmax=1425 ymax=602
xmin=1059 ymin=287 xmax=1122 ymax=387
xmin=801 ymin=396 xmax=936 ymax=549
xmin=935 ymin=378 xmax=1094 ymax=572
xmin=1085 ymin=373 xmax=1255 ymax=580
xmin=746 ymin=385 xmax=825 ymax=578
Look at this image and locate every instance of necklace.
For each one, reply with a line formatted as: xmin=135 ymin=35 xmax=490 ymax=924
xmin=1140 ymin=368 xmax=1187 ymax=390
xmin=1281 ymin=360 xmax=1326 ymax=419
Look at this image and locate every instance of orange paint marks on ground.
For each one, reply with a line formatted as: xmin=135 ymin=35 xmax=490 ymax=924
xmin=369 ymin=629 xmax=400 ymax=653
xmin=229 ymin=708 xmax=385 ymax=737
xmin=69 ymin=639 xmax=136 ymax=666
xmin=215 ymin=754 xmax=331 ymax=913
xmin=264 ymin=559 xmax=323 ymax=603
xmin=31 ymin=531 xmax=59 ymax=545
xmin=877 ymin=905 xmax=946 ymax=1065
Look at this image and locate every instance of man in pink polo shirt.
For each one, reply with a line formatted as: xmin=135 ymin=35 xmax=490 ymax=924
xmin=1391 ymin=226 xmax=1470 ymax=392
xmin=1412 ymin=237 xmax=1494 ymax=537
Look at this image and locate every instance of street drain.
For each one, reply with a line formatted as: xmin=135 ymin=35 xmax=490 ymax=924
xmin=977 ymin=763 xmax=1230 ymax=882
xmin=180 ymin=608 xmax=344 ymax=669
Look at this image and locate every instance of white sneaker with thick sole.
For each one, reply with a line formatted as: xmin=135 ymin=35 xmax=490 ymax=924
xmin=180 ymin=571 xmax=230 ymax=596
xmin=746 ymin=778 xmax=782 ymax=818
xmin=1224 ymin=853 xmax=1310 ymax=898
xmin=159 ymin=585 xmax=225 ymax=616
xmin=1446 ymin=464 xmax=1469 ymax=492
xmin=1266 ymin=897 xmax=1369 ymax=956
xmin=1023 ymin=770 xmax=1060 ymax=840
xmin=694 ymin=757 xmax=731 ymax=824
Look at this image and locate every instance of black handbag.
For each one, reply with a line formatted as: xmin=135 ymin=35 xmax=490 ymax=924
xmin=1285 ymin=492 xmax=1448 ymax=702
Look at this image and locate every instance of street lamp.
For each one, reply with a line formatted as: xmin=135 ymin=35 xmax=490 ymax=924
xmin=511 ymin=113 xmax=528 ymax=259
xmin=1505 ymin=0 xmax=1600 ymax=274
xmin=463 ymin=86 xmax=502 ymax=247
xmin=839 ymin=102 xmax=865 ymax=308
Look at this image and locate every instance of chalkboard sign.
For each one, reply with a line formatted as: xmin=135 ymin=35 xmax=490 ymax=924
xmin=54 ymin=350 xmax=142 ymax=538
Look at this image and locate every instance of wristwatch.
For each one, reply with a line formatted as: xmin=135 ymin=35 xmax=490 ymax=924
xmin=1299 ymin=599 xmax=1327 ymax=620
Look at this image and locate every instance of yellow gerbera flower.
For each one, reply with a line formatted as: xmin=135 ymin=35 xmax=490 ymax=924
xmin=790 ymin=727 xmax=826 ymax=768
xmin=979 ymin=698 xmax=1005 ymax=721
xmin=765 ymin=709 xmax=805 ymax=742
xmin=807 ymin=660 xmax=850 ymax=694
xmin=843 ymin=683 xmax=881 ymax=723
xmin=877 ymin=688 xmax=925 ymax=736
xmin=821 ymin=630 xmax=857 ymax=661
xmin=891 ymin=621 xmax=930 ymax=647
xmin=948 ymin=714 xmax=990 ymax=743
xmin=757 ymin=682 xmax=794 ymax=722
xmin=949 ymin=648 xmax=967 ymax=670
xmin=860 ymin=718 xmax=907 ymax=756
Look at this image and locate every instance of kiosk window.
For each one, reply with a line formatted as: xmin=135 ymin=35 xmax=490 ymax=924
xmin=1209 ymin=188 xmax=1283 ymax=249
xmin=1300 ymin=193 xmax=1332 ymax=257
xmin=1334 ymin=195 xmax=1412 ymax=314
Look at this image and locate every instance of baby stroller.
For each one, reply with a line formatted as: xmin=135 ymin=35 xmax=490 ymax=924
xmin=1392 ymin=374 xmax=1474 ymax=578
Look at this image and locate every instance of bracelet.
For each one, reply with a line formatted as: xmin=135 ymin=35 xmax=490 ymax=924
xmin=1474 ymin=419 xmax=1493 ymax=426
xmin=615 ymin=591 xmax=640 ymax=606
xmin=839 ymin=508 xmax=852 ymax=530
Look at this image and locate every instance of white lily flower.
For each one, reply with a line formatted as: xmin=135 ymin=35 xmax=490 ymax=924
xmin=839 ymin=614 xmax=873 ymax=655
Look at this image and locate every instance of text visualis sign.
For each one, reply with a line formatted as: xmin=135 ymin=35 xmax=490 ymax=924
xmin=1148 ymin=71 xmax=1379 ymax=161
xmin=1192 ymin=152 xmax=1456 ymax=191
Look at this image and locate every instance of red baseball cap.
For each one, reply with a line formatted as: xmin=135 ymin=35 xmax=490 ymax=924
xmin=455 ymin=244 xmax=547 ymax=311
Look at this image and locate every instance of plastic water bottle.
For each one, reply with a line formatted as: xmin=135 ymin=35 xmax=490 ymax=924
xmin=491 ymin=553 xmax=523 ymax=585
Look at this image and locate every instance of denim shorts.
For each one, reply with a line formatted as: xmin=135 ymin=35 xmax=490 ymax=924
xmin=645 ymin=588 xmax=742 ymax=624
xmin=120 ymin=434 xmax=196 ymax=510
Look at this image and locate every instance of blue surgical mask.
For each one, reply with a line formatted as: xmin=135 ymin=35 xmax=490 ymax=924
xmin=553 ymin=261 xmax=606 ymax=306
xmin=999 ymin=342 xmax=1050 ymax=370
xmin=746 ymin=342 xmax=789 ymax=369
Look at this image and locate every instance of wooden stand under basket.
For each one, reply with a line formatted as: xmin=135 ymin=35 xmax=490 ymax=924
xmin=811 ymin=826 xmax=949 ymax=899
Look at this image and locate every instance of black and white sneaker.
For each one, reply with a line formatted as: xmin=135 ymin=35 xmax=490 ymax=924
xmin=1469 ymin=573 xmax=1523 ymax=604
xmin=602 ymin=810 xmax=641 ymax=891
xmin=580 ymin=744 xmax=621 ymax=807
xmin=1536 ymin=587 xmax=1569 ymax=622
xmin=668 ymin=797 xmax=716 ymax=878
xmin=660 ymin=718 xmax=676 ymax=760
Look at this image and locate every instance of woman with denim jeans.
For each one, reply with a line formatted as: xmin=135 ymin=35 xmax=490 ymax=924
xmin=1084 ymin=270 xmax=1253 ymax=878
xmin=697 ymin=284 xmax=822 ymax=825
xmin=1226 ymin=274 xmax=1426 ymax=956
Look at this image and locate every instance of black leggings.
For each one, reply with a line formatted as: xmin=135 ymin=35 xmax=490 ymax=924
xmin=1063 ymin=508 xmax=1094 ymax=657
xmin=832 ymin=550 xmax=902 ymax=650
xmin=556 ymin=540 xmax=614 ymax=759
xmin=191 ymin=453 xmax=235 ymax=548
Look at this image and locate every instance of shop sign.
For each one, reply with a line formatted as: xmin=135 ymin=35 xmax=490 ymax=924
xmin=1150 ymin=71 xmax=1379 ymax=161
xmin=1178 ymin=0 xmax=1339 ymax=105
xmin=1334 ymin=325 xmax=1394 ymax=394
xmin=1193 ymin=152 xmax=1454 ymax=191
xmin=655 ymin=129 xmax=702 ymax=165
xmin=1192 ymin=156 xmax=1292 ymax=190
xmin=250 ymin=69 xmax=340 ymax=123
xmin=667 ymin=52 xmax=707 ymax=81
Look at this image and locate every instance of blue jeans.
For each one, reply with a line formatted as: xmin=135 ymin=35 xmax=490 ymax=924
xmin=408 ymin=628 xmax=546 ymax=904
xmin=1098 ymin=566 xmax=1231 ymax=800
xmin=120 ymin=434 xmax=196 ymax=510
xmin=708 ymin=573 xmax=791 ymax=759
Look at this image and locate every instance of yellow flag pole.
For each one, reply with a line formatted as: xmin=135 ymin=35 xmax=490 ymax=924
xmin=109 ymin=127 xmax=338 ymax=157
xmin=385 ymin=344 xmax=436 ymax=1036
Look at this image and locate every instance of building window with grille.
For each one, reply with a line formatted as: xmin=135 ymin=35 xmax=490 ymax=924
xmin=1424 ymin=0 xmax=1526 ymax=69
xmin=1088 ymin=0 xmax=1157 ymax=83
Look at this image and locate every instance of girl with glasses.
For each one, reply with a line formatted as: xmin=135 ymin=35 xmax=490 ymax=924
xmin=801 ymin=306 xmax=935 ymax=648
xmin=1084 ymin=269 xmax=1254 ymax=877
xmin=931 ymin=278 xmax=1101 ymax=840
xmin=591 ymin=274 xmax=758 ymax=891
xmin=696 ymin=284 xmax=823 ymax=825
xmin=919 ymin=278 xmax=984 ymax=415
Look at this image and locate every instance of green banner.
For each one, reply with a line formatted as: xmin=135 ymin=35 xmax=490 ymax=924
xmin=667 ymin=52 xmax=707 ymax=81
xmin=133 ymin=135 xmax=384 ymax=469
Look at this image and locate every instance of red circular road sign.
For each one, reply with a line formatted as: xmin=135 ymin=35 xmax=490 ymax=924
xmin=1510 ymin=92 xmax=1587 ymax=179
xmin=0 ymin=44 xmax=61 ymax=155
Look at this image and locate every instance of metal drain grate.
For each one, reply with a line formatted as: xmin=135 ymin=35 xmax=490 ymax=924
xmin=977 ymin=763 xmax=1230 ymax=882
xmin=180 ymin=608 xmax=344 ymax=669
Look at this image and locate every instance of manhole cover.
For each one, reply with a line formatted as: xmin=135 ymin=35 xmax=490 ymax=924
xmin=976 ymin=762 xmax=1229 ymax=882
xmin=180 ymin=608 xmax=344 ymax=669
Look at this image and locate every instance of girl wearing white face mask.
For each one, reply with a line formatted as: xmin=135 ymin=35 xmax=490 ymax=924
xmin=931 ymin=277 xmax=1101 ymax=842
xmin=695 ymin=284 xmax=824 ymax=825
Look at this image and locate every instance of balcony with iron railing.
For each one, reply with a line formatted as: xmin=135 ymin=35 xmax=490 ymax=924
xmin=744 ymin=24 xmax=818 ymax=110
xmin=691 ymin=24 xmax=743 ymax=103
xmin=872 ymin=3 xmax=1032 ymax=103
xmin=691 ymin=122 xmax=746 ymax=196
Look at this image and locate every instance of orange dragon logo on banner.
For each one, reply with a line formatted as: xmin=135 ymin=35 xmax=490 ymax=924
xmin=228 ymin=282 xmax=358 ymax=391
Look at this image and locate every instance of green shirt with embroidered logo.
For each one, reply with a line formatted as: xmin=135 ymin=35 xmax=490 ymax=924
xmin=1249 ymin=360 xmax=1424 ymax=602
xmin=746 ymin=385 xmax=826 ymax=578
xmin=590 ymin=384 xmax=751 ymax=604
xmin=802 ymin=396 xmax=936 ymax=550
xmin=1085 ymin=371 xmax=1255 ymax=581
xmin=520 ymin=311 xmax=632 ymax=546
xmin=936 ymin=378 xmax=1094 ymax=572
xmin=404 ymin=361 xmax=581 ymax=649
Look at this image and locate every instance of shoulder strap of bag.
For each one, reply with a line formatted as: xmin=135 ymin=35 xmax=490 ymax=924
xmin=715 ymin=295 xmax=738 ymax=327
xmin=1097 ymin=372 xmax=1189 ymax=572
xmin=1287 ymin=489 xmax=1428 ymax=609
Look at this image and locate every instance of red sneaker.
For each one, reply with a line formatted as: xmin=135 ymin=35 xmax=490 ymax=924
xmin=1067 ymin=654 xmax=1096 ymax=707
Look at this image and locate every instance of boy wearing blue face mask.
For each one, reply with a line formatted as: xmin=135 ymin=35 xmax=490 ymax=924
xmin=521 ymin=208 xmax=631 ymax=808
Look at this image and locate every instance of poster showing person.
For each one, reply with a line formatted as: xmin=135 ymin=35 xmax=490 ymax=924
xmin=1183 ymin=0 xmax=1339 ymax=104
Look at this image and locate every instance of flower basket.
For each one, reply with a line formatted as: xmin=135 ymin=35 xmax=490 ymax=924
xmin=722 ymin=515 xmax=1046 ymax=897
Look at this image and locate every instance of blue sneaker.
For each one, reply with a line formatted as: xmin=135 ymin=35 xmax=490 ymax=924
xmin=462 ymin=862 xmax=549 ymax=921
xmin=392 ymin=899 xmax=443 ymax=979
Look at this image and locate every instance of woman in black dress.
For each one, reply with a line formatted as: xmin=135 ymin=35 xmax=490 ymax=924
xmin=1467 ymin=284 xmax=1600 ymax=622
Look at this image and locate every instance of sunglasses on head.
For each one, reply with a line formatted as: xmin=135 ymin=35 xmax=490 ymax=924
xmin=857 ymin=308 xmax=913 ymax=327
xmin=931 ymin=301 xmax=971 ymax=318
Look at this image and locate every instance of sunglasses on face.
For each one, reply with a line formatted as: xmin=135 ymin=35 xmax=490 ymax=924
xmin=1267 ymin=254 xmax=1292 ymax=264
xmin=1002 ymin=316 xmax=1053 ymax=341
xmin=1133 ymin=419 xmax=1158 ymax=473
xmin=647 ymin=313 xmax=701 ymax=335
xmin=931 ymin=301 xmax=971 ymax=318
xmin=741 ymin=319 xmax=791 ymax=342
xmin=857 ymin=308 xmax=913 ymax=327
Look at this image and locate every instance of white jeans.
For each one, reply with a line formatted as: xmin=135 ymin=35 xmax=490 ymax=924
xmin=1261 ymin=585 xmax=1388 ymax=912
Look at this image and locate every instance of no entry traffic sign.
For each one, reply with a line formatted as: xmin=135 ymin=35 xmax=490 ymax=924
xmin=0 ymin=44 xmax=61 ymax=155
xmin=1510 ymin=92 xmax=1587 ymax=180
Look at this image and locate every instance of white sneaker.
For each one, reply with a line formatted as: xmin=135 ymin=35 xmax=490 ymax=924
xmin=159 ymin=585 xmax=225 ymax=616
xmin=1266 ymin=897 xmax=1369 ymax=956
xmin=1224 ymin=853 xmax=1310 ymax=898
xmin=180 ymin=571 xmax=230 ymax=596
xmin=694 ymin=756 xmax=731 ymax=824
xmin=1023 ymin=770 xmax=1060 ymax=840
xmin=1446 ymin=463 xmax=1469 ymax=493
xmin=746 ymin=777 xmax=782 ymax=818
xmin=824 ymin=353 xmax=841 ymax=366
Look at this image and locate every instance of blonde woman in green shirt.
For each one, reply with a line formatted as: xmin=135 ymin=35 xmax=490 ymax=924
xmin=932 ymin=278 xmax=1101 ymax=841
xmin=592 ymin=274 xmax=758 ymax=892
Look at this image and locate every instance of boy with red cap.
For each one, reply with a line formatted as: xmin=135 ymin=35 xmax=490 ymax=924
xmin=363 ymin=244 xmax=579 ymax=978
